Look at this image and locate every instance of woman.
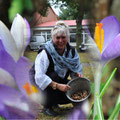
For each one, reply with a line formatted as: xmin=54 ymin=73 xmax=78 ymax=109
xmin=34 ymin=21 xmax=83 ymax=116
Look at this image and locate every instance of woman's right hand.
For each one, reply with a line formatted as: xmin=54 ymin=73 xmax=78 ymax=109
xmin=57 ymin=83 xmax=71 ymax=92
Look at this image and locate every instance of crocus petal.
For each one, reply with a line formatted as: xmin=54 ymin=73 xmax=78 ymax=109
xmin=87 ymin=35 xmax=101 ymax=61
xmin=0 ymin=68 xmax=16 ymax=88
xmin=0 ymin=21 xmax=19 ymax=61
xmin=0 ymin=84 xmax=25 ymax=106
xmin=0 ymin=84 xmax=36 ymax=119
xmin=0 ymin=40 xmax=16 ymax=78
xmin=15 ymin=56 xmax=32 ymax=97
xmin=4 ymin=104 xmax=35 ymax=119
xmin=24 ymin=18 xmax=31 ymax=48
xmin=0 ymin=40 xmax=16 ymax=87
xmin=0 ymin=101 xmax=8 ymax=118
xmin=68 ymin=108 xmax=86 ymax=120
xmin=11 ymin=14 xmax=28 ymax=56
xmin=101 ymin=34 xmax=120 ymax=61
xmin=101 ymin=16 xmax=120 ymax=51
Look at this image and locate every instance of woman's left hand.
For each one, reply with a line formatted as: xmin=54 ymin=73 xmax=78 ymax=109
xmin=75 ymin=73 xmax=83 ymax=77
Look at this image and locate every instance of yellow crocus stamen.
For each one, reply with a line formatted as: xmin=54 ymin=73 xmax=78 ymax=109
xmin=95 ymin=23 xmax=100 ymax=49
xmin=23 ymin=82 xmax=32 ymax=96
xmin=99 ymin=23 xmax=103 ymax=32
xmin=100 ymin=28 xmax=104 ymax=53
xmin=94 ymin=23 xmax=104 ymax=54
xmin=23 ymin=82 xmax=39 ymax=96
xmin=31 ymin=85 xmax=39 ymax=93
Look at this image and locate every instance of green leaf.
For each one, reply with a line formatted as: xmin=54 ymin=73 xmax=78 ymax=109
xmin=96 ymin=93 xmax=104 ymax=120
xmin=88 ymin=103 xmax=94 ymax=119
xmin=94 ymin=114 xmax=98 ymax=120
xmin=108 ymin=94 xmax=120 ymax=120
xmin=100 ymin=68 xmax=117 ymax=98
xmin=0 ymin=116 xmax=5 ymax=120
xmin=108 ymin=103 xmax=120 ymax=120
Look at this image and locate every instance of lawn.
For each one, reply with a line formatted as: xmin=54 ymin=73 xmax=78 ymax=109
xmin=24 ymin=49 xmax=120 ymax=119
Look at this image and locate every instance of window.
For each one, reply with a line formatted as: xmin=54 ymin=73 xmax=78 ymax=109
xmin=47 ymin=35 xmax=52 ymax=41
xmin=30 ymin=36 xmax=36 ymax=42
xmin=32 ymin=30 xmax=52 ymax=42
xmin=70 ymin=34 xmax=76 ymax=42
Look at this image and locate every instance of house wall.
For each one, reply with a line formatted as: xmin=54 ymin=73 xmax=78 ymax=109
xmin=31 ymin=26 xmax=89 ymax=47
xmin=41 ymin=7 xmax=59 ymax=23
xmin=31 ymin=7 xmax=59 ymax=27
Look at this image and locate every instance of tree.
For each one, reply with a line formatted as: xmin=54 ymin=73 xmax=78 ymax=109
xmin=50 ymin=0 xmax=94 ymax=50
xmin=59 ymin=6 xmax=77 ymax=20
xmin=110 ymin=0 xmax=120 ymax=20
xmin=9 ymin=0 xmax=34 ymax=22
xmin=31 ymin=0 xmax=49 ymax=16
xmin=0 ymin=0 xmax=50 ymax=28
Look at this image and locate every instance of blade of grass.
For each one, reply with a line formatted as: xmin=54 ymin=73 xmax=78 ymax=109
xmin=108 ymin=103 xmax=120 ymax=120
xmin=108 ymin=94 xmax=120 ymax=120
xmin=94 ymin=114 xmax=98 ymax=120
xmin=88 ymin=103 xmax=94 ymax=119
xmin=0 ymin=116 xmax=5 ymax=120
xmin=100 ymin=68 xmax=117 ymax=98
xmin=96 ymin=93 xmax=104 ymax=120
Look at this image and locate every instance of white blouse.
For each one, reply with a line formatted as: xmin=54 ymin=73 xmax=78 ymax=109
xmin=35 ymin=50 xmax=52 ymax=90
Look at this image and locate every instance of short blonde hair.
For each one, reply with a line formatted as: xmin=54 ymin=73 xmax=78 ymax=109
xmin=51 ymin=20 xmax=70 ymax=41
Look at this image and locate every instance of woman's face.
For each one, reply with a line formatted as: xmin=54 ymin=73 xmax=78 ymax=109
xmin=53 ymin=34 xmax=68 ymax=51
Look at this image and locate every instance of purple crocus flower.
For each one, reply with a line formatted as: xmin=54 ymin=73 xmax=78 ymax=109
xmin=0 ymin=13 xmax=31 ymax=87
xmin=88 ymin=15 xmax=120 ymax=62
xmin=87 ymin=15 xmax=120 ymax=118
xmin=67 ymin=15 xmax=120 ymax=120
xmin=68 ymin=108 xmax=85 ymax=120
xmin=0 ymin=14 xmax=41 ymax=119
xmin=68 ymin=105 xmax=86 ymax=120
xmin=100 ymin=16 xmax=120 ymax=61
xmin=68 ymin=101 xmax=90 ymax=120
xmin=0 ymin=43 xmax=39 ymax=119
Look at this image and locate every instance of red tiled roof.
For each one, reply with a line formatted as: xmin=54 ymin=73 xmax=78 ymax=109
xmin=36 ymin=19 xmax=88 ymax=27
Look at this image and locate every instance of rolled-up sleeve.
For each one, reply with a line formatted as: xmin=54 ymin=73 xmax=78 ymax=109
xmin=35 ymin=50 xmax=52 ymax=90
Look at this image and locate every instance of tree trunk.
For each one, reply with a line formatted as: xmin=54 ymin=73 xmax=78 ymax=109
xmin=0 ymin=0 xmax=11 ymax=29
xmin=76 ymin=9 xmax=84 ymax=51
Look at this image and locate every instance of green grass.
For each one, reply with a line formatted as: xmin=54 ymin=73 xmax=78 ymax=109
xmin=79 ymin=51 xmax=94 ymax=81
xmin=24 ymin=50 xmax=94 ymax=119
xmin=24 ymin=50 xmax=38 ymax=62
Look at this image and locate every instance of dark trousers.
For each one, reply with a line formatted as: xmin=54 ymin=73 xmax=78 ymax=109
xmin=43 ymin=72 xmax=71 ymax=108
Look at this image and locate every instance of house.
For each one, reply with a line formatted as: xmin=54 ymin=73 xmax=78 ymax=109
xmin=30 ymin=7 xmax=92 ymax=48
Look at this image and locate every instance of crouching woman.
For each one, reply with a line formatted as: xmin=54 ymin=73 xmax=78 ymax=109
xmin=34 ymin=21 xmax=83 ymax=116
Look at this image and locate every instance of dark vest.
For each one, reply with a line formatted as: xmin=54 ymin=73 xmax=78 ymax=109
xmin=29 ymin=44 xmax=75 ymax=86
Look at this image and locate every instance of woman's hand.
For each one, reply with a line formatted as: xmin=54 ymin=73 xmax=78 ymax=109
xmin=57 ymin=83 xmax=71 ymax=92
xmin=75 ymin=73 xmax=83 ymax=77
